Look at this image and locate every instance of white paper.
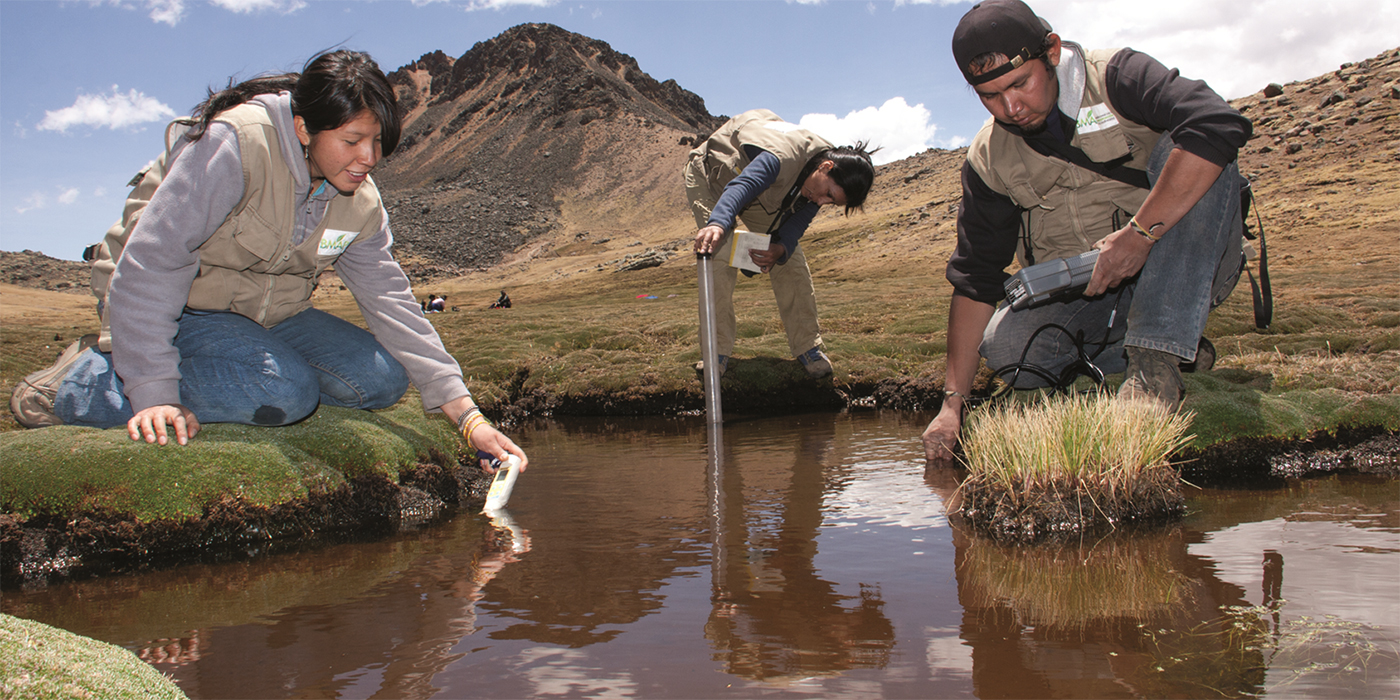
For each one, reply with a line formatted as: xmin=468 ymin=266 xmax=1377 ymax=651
xmin=727 ymin=230 xmax=769 ymax=273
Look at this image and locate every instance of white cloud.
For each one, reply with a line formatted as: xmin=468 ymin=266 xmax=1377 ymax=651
xmin=13 ymin=187 xmax=87 ymax=214
xmin=15 ymin=193 xmax=47 ymax=215
xmin=799 ymin=97 xmax=953 ymax=165
xmin=448 ymin=0 xmax=558 ymax=10
xmin=87 ymin=0 xmax=185 ymax=26
xmin=208 ymin=0 xmax=307 ymax=13
xmin=38 ymin=86 xmax=176 ymax=133
xmin=146 ymin=0 xmax=185 ymax=25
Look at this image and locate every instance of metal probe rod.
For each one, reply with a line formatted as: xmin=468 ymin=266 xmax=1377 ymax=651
xmin=696 ymin=252 xmax=723 ymax=425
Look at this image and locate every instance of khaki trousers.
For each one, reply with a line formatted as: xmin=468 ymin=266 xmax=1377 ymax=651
xmin=685 ymin=157 xmax=823 ymax=358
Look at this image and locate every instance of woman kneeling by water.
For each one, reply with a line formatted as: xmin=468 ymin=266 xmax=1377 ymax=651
xmin=11 ymin=50 xmax=526 ymax=469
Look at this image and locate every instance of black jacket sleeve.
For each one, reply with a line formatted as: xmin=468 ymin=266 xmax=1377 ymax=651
xmin=946 ymin=161 xmax=1022 ymax=304
xmin=1105 ymin=49 xmax=1253 ymax=167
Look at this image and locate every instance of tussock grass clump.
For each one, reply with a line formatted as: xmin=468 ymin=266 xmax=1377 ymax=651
xmin=958 ymin=393 xmax=1195 ymax=542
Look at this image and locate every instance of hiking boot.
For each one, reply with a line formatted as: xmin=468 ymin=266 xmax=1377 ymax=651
xmin=10 ymin=334 xmax=98 ymax=428
xmin=1117 ymin=347 xmax=1185 ymax=412
xmin=694 ymin=355 xmax=728 ymax=377
xmin=1180 ymin=336 xmax=1216 ymax=373
xmin=797 ymin=346 xmax=833 ymax=379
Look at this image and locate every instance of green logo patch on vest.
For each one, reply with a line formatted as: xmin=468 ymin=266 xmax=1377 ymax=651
xmin=1075 ymin=104 xmax=1120 ymax=134
xmin=318 ymin=228 xmax=359 ymax=257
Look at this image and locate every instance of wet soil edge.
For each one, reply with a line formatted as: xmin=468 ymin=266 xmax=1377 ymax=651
xmin=1 ymin=461 xmax=492 ymax=590
xmin=485 ymin=375 xmax=938 ymax=422
xmin=1176 ymin=425 xmax=1400 ymax=486
xmin=488 ymin=377 xmax=1399 ymax=482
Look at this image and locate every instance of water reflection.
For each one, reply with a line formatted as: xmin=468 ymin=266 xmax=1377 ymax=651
xmin=948 ymin=525 xmax=1269 ymax=698
xmin=706 ymin=414 xmax=895 ymax=683
xmin=936 ymin=472 xmax=1399 ymax=699
xmin=1 ymin=511 xmax=524 ymax=698
xmin=1 ymin=414 xmax=1395 ymax=699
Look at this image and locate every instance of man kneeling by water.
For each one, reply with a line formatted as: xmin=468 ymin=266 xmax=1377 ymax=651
xmin=922 ymin=0 xmax=1252 ymax=465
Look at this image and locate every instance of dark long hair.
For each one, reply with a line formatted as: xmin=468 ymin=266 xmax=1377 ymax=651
xmin=805 ymin=141 xmax=880 ymax=213
xmin=184 ymin=49 xmax=401 ymax=156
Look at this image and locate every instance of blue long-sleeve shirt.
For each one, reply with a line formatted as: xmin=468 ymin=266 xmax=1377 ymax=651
xmin=706 ymin=146 xmax=820 ymax=264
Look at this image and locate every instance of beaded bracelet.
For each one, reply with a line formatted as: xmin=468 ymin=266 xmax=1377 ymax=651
xmin=455 ymin=407 xmax=494 ymax=451
xmin=455 ymin=406 xmax=481 ymax=435
xmin=462 ymin=415 xmax=493 ymax=452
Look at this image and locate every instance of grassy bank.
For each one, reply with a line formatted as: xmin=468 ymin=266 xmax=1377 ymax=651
xmin=3 ymin=231 xmax=1398 ymax=447
xmin=1 ymin=613 xmax=188 ymax=700
xmin=303 ymin=232 xmax=1400 ymax=448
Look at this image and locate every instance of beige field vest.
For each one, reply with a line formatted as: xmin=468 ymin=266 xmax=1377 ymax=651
xmin=690 ymin=109 xmax=834 ymax=233
xmin=89 ymin=103 xmax=383 ymax=352
xmin=967 ymin=48 xmax=1163 ymax=266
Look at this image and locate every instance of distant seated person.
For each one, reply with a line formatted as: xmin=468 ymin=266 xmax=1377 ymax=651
xmin=428 ymin=295 xmax=446 ymax=313
xmin=491 ymin=290 xmax=512 ymax=309
xmin=8 ymin=49 xmax=527 ymax=470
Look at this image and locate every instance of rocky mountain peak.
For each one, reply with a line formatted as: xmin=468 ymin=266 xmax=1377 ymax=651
xmin=376 ymin=23 xmax=722 ymax=272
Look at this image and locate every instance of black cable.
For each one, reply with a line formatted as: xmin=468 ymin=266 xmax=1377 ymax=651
xmin=983 ymin=286 xmax=1129 ymax=404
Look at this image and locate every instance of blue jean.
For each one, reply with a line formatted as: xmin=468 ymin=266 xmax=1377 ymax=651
xmin=54 ymin=307 xmax=409 ymax=428
xmin=981 ymin=136 xmax=1244 ymax=388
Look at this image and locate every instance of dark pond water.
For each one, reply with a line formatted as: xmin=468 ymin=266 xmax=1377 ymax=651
xmin=3 ymin=412 xmax=1398 ymax=699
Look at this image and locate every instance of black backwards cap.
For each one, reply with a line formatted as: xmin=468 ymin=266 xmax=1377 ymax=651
xmin=951 ymin=0 xmax=1054 ymax=85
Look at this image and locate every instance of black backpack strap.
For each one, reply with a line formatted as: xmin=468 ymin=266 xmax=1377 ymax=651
xmin=1024 ymin=137 xmax=1151 ymax=190
xmin=1241 ymin=180 xmax=1272 ymax=329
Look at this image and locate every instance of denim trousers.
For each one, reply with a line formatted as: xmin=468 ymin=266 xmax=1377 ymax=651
xmin=981 ymin=136 xmax=1244 ymax=388
xmin=54 ymin=307 xmax=409 ymax=428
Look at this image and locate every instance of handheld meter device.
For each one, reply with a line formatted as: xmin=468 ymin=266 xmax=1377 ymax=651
xmin=1003 ymin=250 xmax=1100 ymax=310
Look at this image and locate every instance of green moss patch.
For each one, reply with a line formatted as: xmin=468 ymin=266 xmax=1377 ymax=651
xmin=1183 ymin=374 xmax=1400 ymax=448
xmin=1 ymin=613 xmax=188 ymax=700
xmin=0 ymin=404 xmax=465 ymax=522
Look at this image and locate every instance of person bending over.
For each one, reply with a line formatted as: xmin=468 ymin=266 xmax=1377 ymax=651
xmin=686 ymin=109 xmax=877 ymax=379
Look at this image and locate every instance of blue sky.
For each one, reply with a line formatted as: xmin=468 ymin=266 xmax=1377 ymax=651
xmin=3 ymin=0 xmax=1397 ymax=261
